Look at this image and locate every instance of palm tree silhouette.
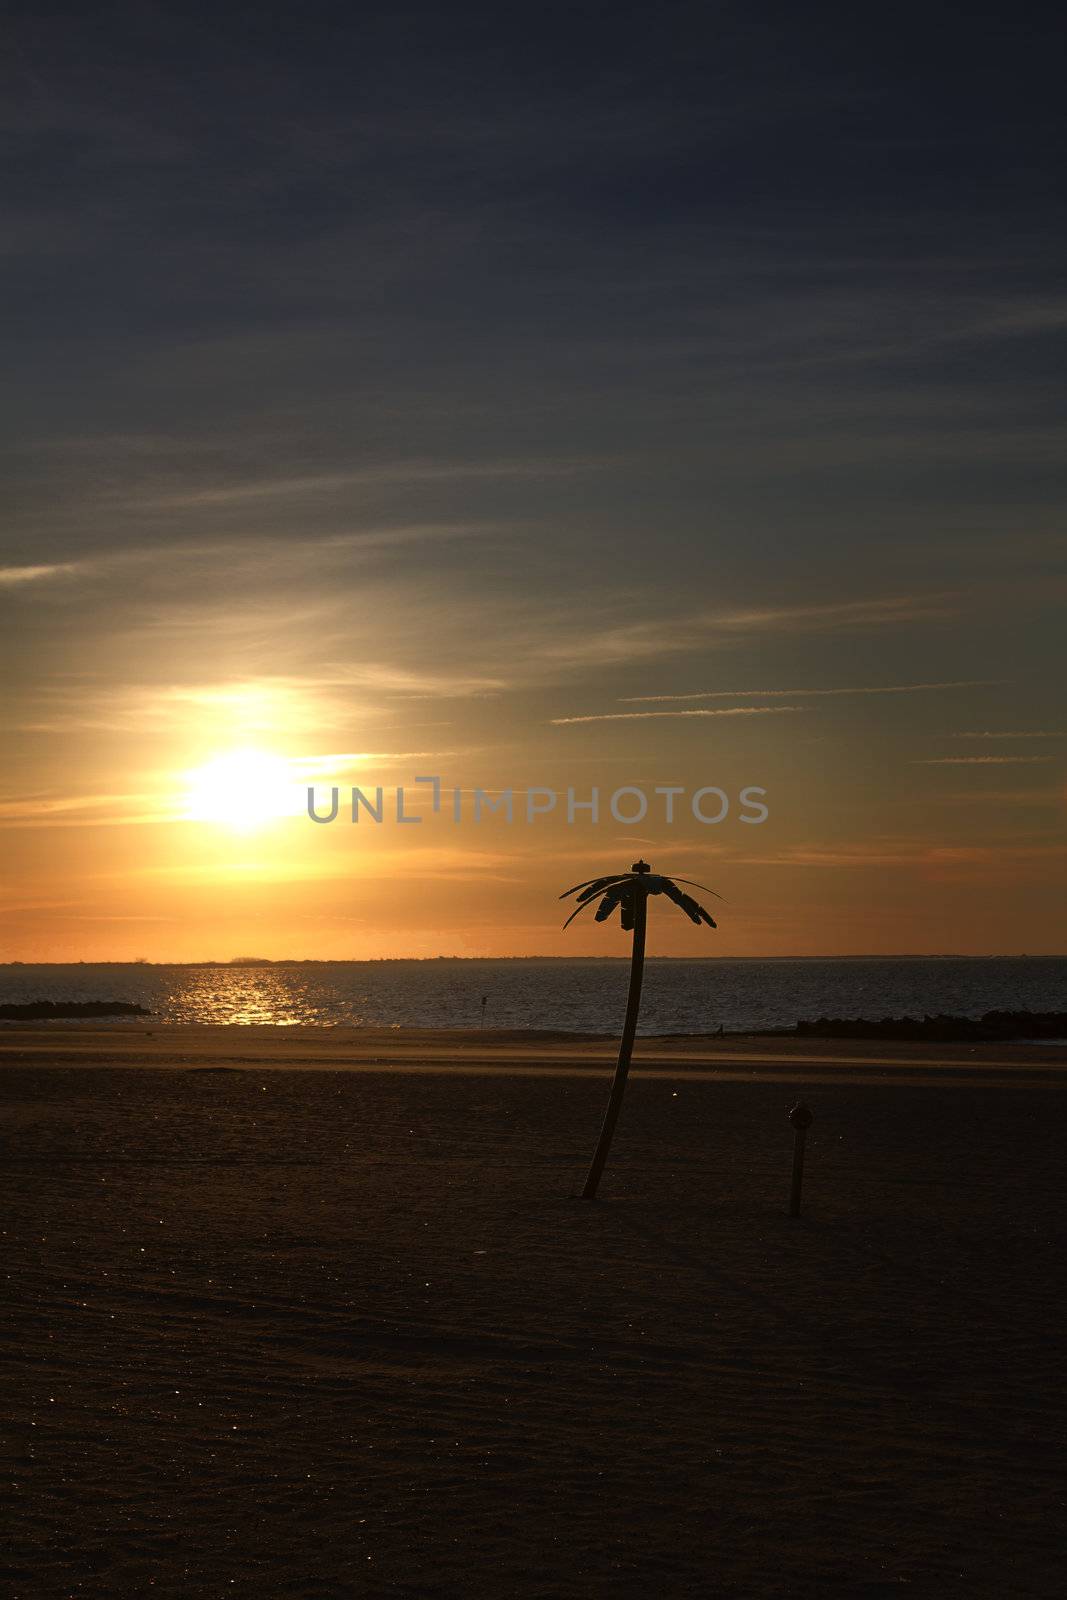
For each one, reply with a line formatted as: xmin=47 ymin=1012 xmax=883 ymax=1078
xmin=560 ymin=860 xmax=720 ymax=1199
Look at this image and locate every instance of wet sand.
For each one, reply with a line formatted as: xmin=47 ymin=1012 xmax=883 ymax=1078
xmin=3 ymin=1027 xmax=1066 ymax=1595
xmin=4 ymin=1021 xmax=1067 ymax=1082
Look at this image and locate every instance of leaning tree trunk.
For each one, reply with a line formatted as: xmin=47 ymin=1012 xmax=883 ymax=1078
xmin=581 ymin=888 xmax=647 ymax=1199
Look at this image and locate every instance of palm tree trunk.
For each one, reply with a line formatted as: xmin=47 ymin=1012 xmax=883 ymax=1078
xmin=581 ymin=888 xmax=647 ymax=1199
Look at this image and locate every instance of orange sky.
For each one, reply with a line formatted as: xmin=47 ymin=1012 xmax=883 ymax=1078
xmin=4 ymin=6 xmax=1066 ymax=960
xmin=2 ymin=627 xmax=1065 ymax=958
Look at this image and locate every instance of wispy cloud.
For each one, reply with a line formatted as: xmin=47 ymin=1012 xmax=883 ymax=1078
xmin=734 ymin=841 xmax=1067 ymax=868
xmin=308 ymin=665 xmax=508 ymax=698
xmin=914 ymin=755 xmax=1055 ymax=765
xmin=949 ymin=730 xmax=1066 ymax=740
xmin=622 ymin=680 xmax=998 ymax=703
xmin=0 ymin=749 xmax=456 ymax=829
xmin=925 ymin=788 xmax=1060 ymax=806
xmin=290 ymin=750 xmax=458 ymax=778
xmin=524 ymin=592 xmax=961 ymax=677
xmin=3 ymin=678 xmax=346 ymax=736
xmin=550 ymin=706 xmax=807 ymax=725
xmin=984 ymin=298 xmax=1067 ymax=336
xmin=111 ymin=457 xmax=613 ymax=512
xmin=710 ymin=594 xmax=959 ymax=632
xmin=0 ymin=791 xmax=155 ymax=818
xmin=3 ymin=657 xmax=499 ymax=738
xmin=0 ymin=790 xmax=174 ymax=829
xmin=5 ymin=521 xmax=490 ymax=580
xmin=0 ymin=562 xmax=82 ymax=586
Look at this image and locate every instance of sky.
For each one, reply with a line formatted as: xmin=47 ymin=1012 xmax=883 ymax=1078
xmin=2 ymin=0 xmax=1066 ymax=960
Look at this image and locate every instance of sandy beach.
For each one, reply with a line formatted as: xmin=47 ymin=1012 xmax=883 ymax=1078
xmin=2 ymin=1026 xmax=1065 ymax=1597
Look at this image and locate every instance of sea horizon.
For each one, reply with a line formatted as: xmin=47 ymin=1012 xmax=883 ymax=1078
xmin=4 ymin=952 xmax=1066 ymax=966
xmin=4 ymin=956 xmax=1064 ymax=1034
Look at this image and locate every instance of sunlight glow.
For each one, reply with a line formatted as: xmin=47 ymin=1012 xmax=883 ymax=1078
xmin=183 ymin=749 xmax=300 ymax=832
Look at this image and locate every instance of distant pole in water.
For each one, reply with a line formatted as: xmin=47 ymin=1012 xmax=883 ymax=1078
xmin=559 ymin=860 xmax=721 ymax=1200
xmin=788 ymin=1102 xmax=813 ymax=1217
xmin=480 ymin=994 xmax=488 ymax=1029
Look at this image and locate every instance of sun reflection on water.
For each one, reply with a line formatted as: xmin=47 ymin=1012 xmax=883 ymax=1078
xmin=162 ymin=968 xmax=339 ymax=1026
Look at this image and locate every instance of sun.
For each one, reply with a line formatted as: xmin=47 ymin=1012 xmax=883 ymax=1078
xmin=183 ymin=749 xmax=299 ymax=832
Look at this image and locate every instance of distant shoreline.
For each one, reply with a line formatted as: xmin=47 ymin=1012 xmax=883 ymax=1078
xmin=3 ymin=955 xmax=1065 ymax=967
xmin=5 ymin=1007 xmax=1066 ymax=1042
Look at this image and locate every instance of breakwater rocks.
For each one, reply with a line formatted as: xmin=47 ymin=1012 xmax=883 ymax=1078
xmin=793 ymin=1010 xmax=1067 ymax=1042
xmin=0 ymin=1000 xmax=151 ymax=1020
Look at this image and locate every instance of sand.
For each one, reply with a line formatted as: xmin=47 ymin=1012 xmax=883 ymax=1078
xmin=3 ymin=1026 xmax=1066 ymax=1597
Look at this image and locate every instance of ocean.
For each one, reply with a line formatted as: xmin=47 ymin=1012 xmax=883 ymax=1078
xmin=1 ymin=957 xmax=1064 ymax=1034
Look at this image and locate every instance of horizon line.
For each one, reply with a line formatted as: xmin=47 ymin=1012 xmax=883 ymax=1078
xmin=2 ymin=954 xmax=1065 ymax=966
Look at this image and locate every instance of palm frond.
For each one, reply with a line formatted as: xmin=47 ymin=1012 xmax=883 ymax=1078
xmin=663 ymin=876 xmax=725 ymax=900
xmin=560 ymin=865 xmax=719 ymax=932
xmin=574 ymin=878 xmax=625 ymax=905
xmin=679 ymin=892 xmax=715 ymax=927
xmin=562 ymin=897 xmax=599 ymax=930
xmin=559 ymin=873 xmax=629 ymax=900
xmin=594 ymin=885 xmax=628 ymax=922
xmin=661 ymin=881 xmax=701 ymax=923
xmin=661 ymin=880 xmax=717 ymax=927
xmin=561 ymin=876 xmax=633 ymax=927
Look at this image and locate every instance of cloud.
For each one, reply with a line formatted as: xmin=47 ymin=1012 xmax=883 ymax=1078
xmin=0 ymin=749 xmax=458 ymax=829
xmin=622 ymin=680 xmax=999 ymax=703
xmin=289 ymin=751 xmax=456 ymax=775
xmin=7 ymin=667 xmax=499 ymax=737
xmin=527 ymin=591 xmax=959 ymax=681
xmin=914 ymin=756 xmax=1055 ymax=765
xmin=925 ymin=788 xmax=1060 ymax=806
xmin=550 ymin=706 xmax=808 ymax=725
xmin=114 ymin=457 xmax=614 ymax=511
xmin=710 ymin=594 xmax=959 ymax=632
xmin=538 ymin=595 xmax=963 ymax=675
xmin=0 ymin=790 xmax=175 ymax=829
xmin=307 ymin=665 xmax=508 ymax=698
xmin=734 ymin=841 xmax=1067 ymax=868
xmin=949 ymin=730 xmax=1066 ymax=739
xmin=983 ymin=299 xmax=1067 ymax=336
xmin=0 ymin=791 xmax=154 ymax=818
xmin=0 ymin=562 xmax=82 ymax=586
xmin=3 ymin=677 xmax=344 ymax=736
xmin=4 ymin=520 xmax=490 ymax=581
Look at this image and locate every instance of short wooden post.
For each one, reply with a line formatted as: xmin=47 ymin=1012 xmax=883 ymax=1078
xmin=788 ymin=1102 xmax=813 ymax=1216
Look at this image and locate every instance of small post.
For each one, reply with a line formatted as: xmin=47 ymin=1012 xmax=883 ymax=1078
xmin=788 ymin=1102 xmax=813 ymax=1217
xmin=480 ymin=995 xmax=488 ymax=1029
